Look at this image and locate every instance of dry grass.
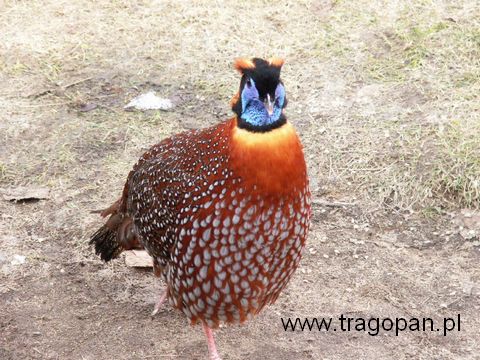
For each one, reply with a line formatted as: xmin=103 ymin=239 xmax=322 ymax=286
xmin=298 ymin=0 xmax=480 ymax=211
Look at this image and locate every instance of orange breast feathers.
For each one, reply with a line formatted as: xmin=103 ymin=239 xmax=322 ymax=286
xmin=229 ymin=120 xmax=308 ymax=194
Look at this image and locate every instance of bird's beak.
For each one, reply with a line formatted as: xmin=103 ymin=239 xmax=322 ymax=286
xmin=264 ymin=94 xmax=274 ymax=116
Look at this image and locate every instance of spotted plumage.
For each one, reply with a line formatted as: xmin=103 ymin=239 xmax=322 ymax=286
xmin=90 ymin=57 xmax=311 ymax=360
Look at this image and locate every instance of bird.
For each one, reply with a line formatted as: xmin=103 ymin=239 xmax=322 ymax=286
xmin=90 ymin=57 xmax=311 ymax=360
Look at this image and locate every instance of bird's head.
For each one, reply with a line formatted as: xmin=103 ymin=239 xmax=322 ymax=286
xmin=231 ymin=57 xmax=287 ymax=132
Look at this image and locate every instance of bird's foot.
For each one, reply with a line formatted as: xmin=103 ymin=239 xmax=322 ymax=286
xmin=210 ymin=353 xmax=222 ymax=360
xmin=203 ymin=322 xmax=222 ymax=360
xmin=151 ymin=289 xmax=167 ymax=316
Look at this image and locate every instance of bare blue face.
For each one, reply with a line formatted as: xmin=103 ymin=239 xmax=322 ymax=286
xmin=240 ymin=78 xmax=286 ymax=127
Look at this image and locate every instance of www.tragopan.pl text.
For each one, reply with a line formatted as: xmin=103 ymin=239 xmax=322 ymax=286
xmin=282 ymin=314 xmax=461 ymax=336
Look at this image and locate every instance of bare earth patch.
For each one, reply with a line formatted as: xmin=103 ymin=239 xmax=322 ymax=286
xmin=1 ymin=1 xmax=479 ymax=359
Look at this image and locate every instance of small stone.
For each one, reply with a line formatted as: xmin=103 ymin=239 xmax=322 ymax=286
xmin=124 ymin=91 xmax=173 ymax=111
xmin=462 ymin=284 xmax=473 ymax=295
xmin=11 ymin=254 xmax=26 ymax=265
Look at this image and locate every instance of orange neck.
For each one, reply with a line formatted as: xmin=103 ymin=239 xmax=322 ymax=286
xmin=229 ymin=118 xmax=307 ymax=195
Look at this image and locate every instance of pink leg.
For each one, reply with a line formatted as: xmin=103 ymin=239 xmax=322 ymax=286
xmin=203 ymin=323 xmax=222 ymax=360
xmin=151 ymin=289 xmax=168 ymax=316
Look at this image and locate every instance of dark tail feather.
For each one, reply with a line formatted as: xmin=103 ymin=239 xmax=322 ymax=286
xmin=90 ymin=225 xmax=122 ymax=262
xmin=90 ymin=209 xmax=141 ymax=262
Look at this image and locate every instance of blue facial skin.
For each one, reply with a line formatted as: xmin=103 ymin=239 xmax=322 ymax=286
xmin=240 ymin=78 xmax=285 ymax=127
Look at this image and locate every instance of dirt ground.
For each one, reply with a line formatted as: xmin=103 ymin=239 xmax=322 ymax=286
xmin=1 ymin=1 xmax=479 ymax=359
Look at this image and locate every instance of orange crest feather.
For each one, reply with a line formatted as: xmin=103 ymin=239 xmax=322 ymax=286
xmin=268 ymin=57 xmax=285 ymax=68
xmin=234 ymin=58 xmax=255 ymax=73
